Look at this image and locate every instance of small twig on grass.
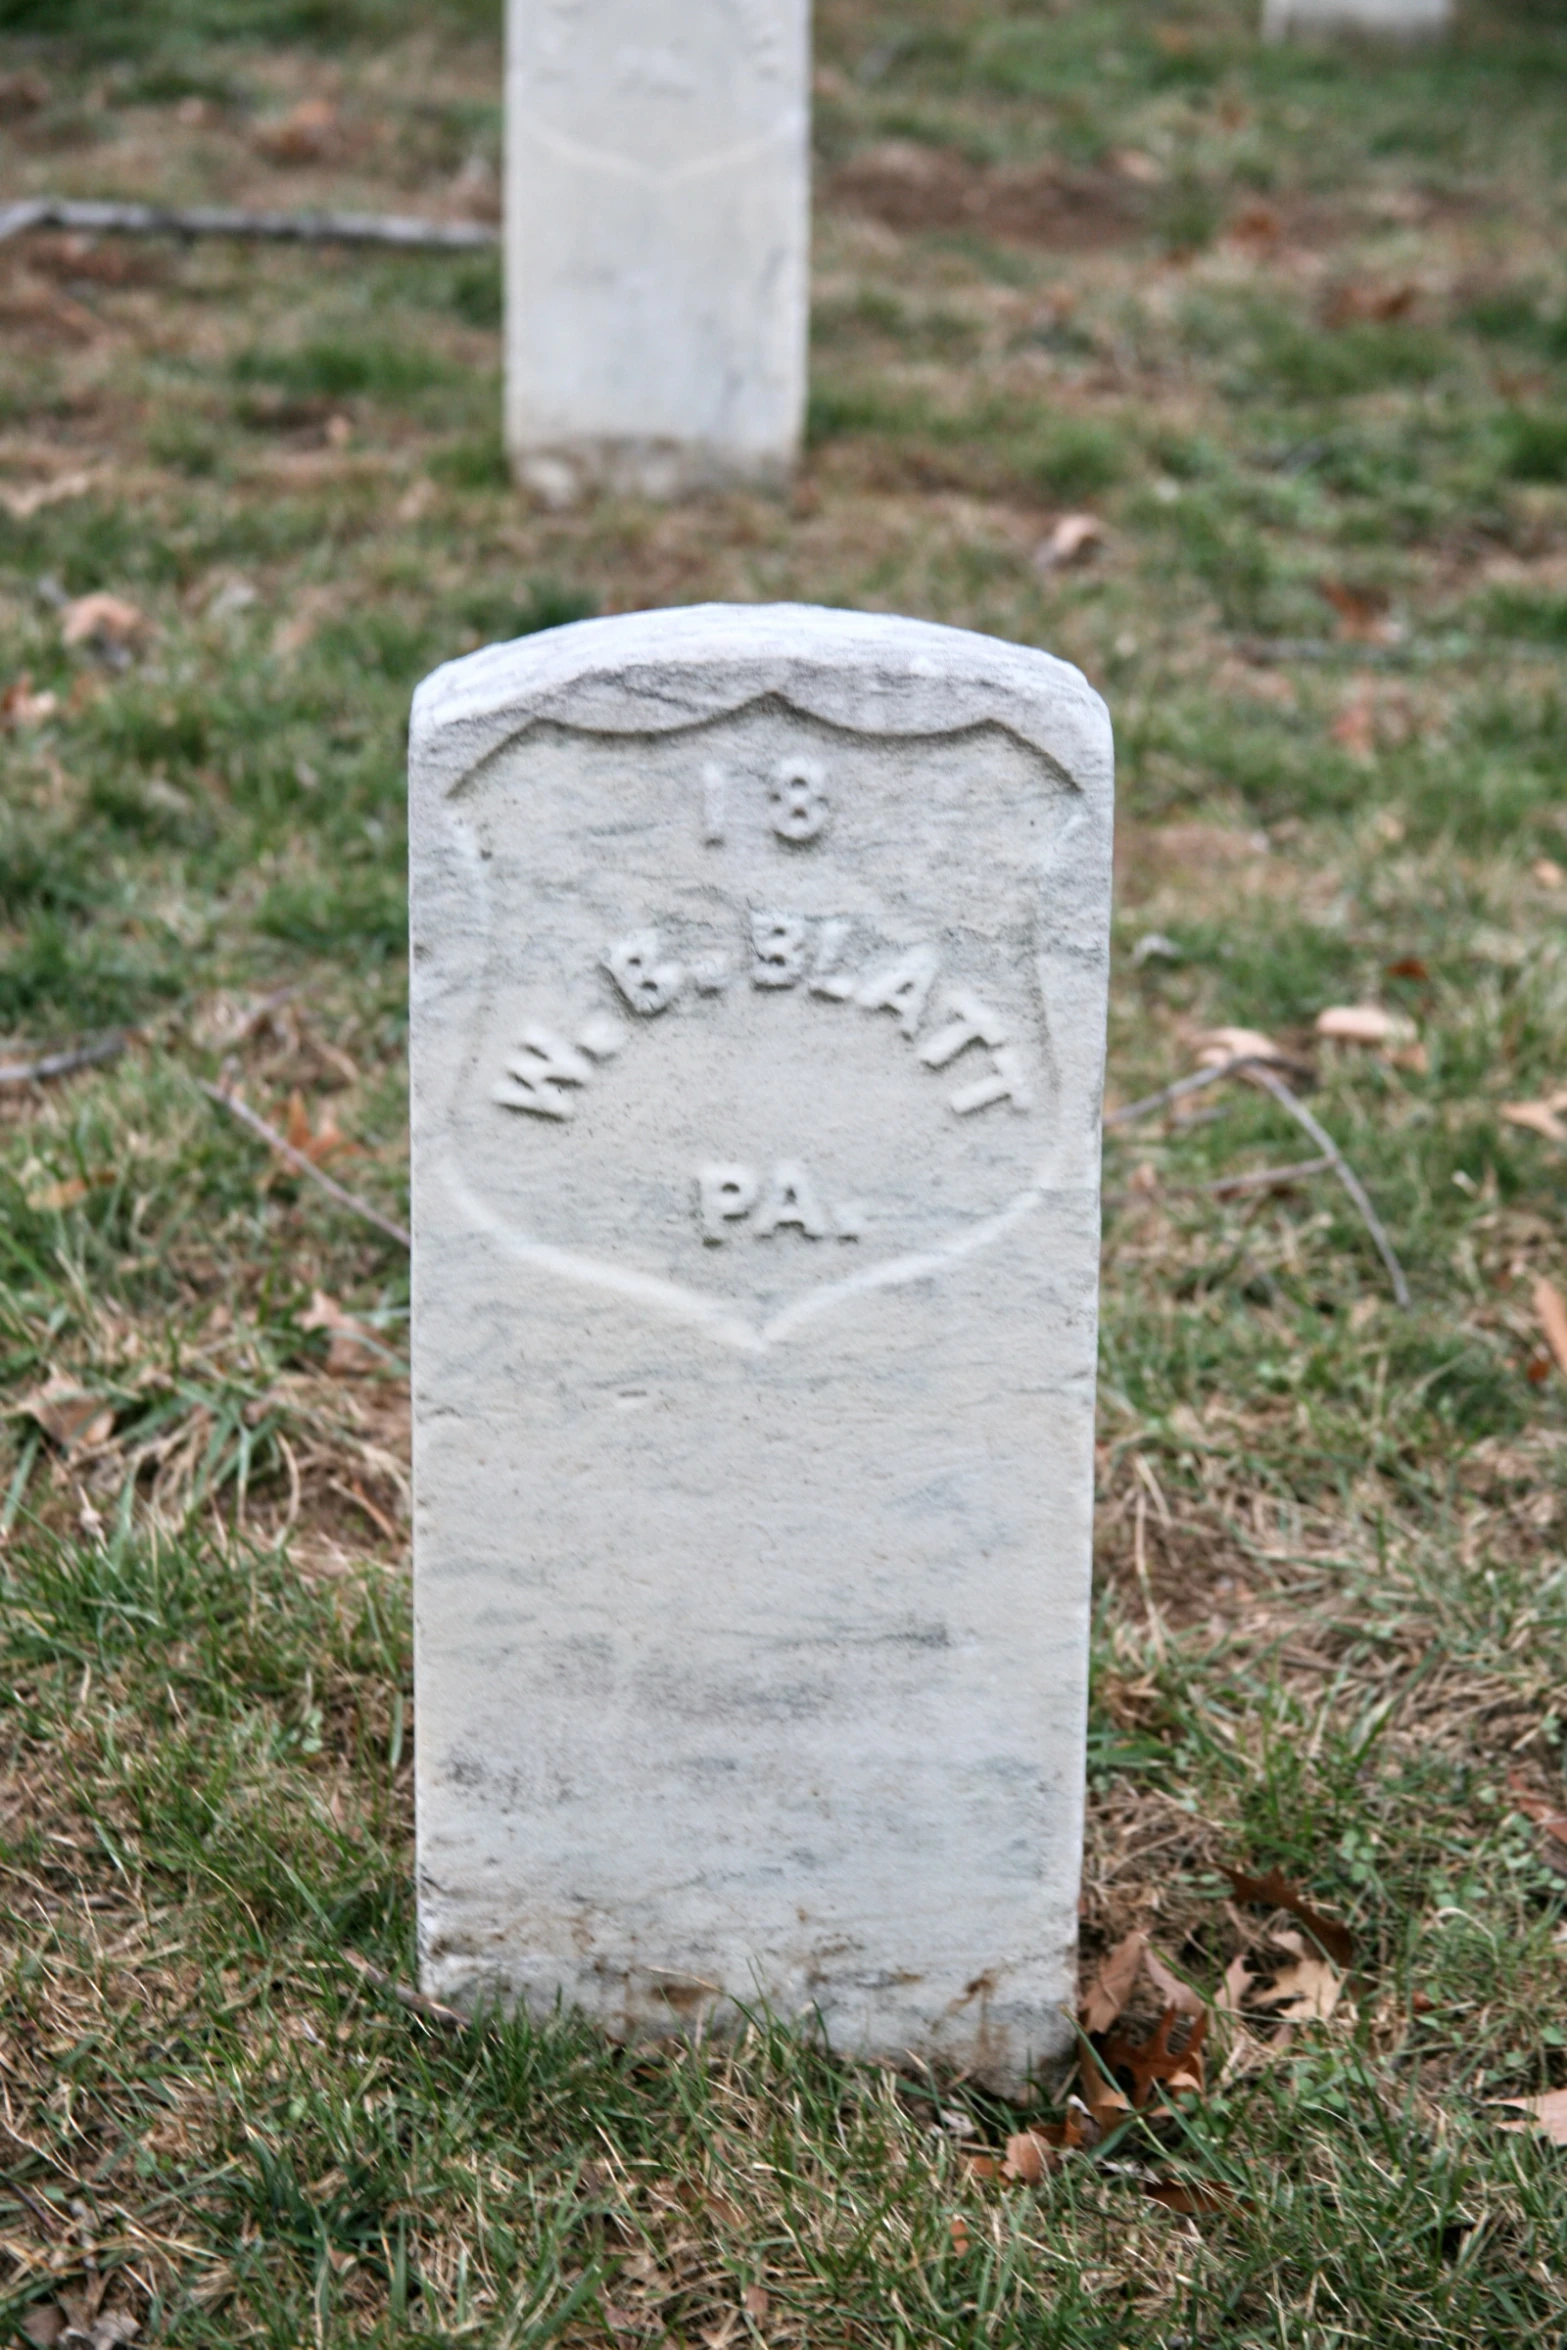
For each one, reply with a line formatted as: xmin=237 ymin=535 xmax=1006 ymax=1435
xmin=198 ymin=1079 xmax=411 ymax=1251
xmin=0 ymin=195 xmax=497 ymax=250
xmin=1231 ymin=635 xmax=1410 ymax=668
xmin=343 ymin=1950 xmax=467 ymax=2030
xmin=1108 ymin=1157 xmax=1335 ymax=1209
xmin=1 ymin=2172 xmax=68 ymax=2234
xmin=1198 ymin=1156 xmax=1332 ymax=1197
xmin=1107 ymin=1054 xmax=1409 ymax=1306
xmin=1105 ymin=1056 xmax=1253 ymax=1128
xmin=229 ymin=982 xmax=300 ymax=1042
xmin=0 ymin=1032 xmax=125 ymax=1087
xmin=329 ymin=1476 xmax=403 ymax=1546
xmin=1104 ymin=1052 xmax=1308 ymax=1129
xmin=1244 ymin=1061 xmax=1410 ymax=1309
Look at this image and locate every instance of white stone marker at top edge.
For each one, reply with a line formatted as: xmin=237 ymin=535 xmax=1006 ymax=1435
xmin=1262 ymin=0 xmax=1448 ymax=37
xmin=409 ymin=605 xmax=1113 ymax=2091
xmin=505 ymin=0 xmax=810 ymax=503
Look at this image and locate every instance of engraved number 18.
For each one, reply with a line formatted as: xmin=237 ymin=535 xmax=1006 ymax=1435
xmin=702 ymin=757 xmax=829 ymax=847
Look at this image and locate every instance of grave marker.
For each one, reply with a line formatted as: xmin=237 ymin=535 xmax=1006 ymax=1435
xmin=1263 ymin=0 xmax=1449 ymax=37
xmin=409 ymin=605 xmax=1113 ymax=2089
xmin=505 ymin=0 xmax=811 ymax=502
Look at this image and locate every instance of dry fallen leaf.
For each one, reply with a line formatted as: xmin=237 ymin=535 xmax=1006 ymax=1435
xmin=0 ymin=69 xmax=48 ymax=115
xmin=1507 ymin=1772 xmax=1567 ymax=1875
xmin=1229 ymin=1930 xmax=1342 ymax=2025
xmin=1325 ymin=280 xmax=1417 ymax=326
xmin=1096 ymin=2003 xmax=1208 ymax=2110
xmin=253 ymin=95 xmax=340 ymax=164
xmin=281 ymin=1088 xmax=356 ymax=1165
xmin=1142 ymin=1945 xmax=1206 ymax=2019
xmin=1495 ymin=2087 xmax=1567 ymax=2145
xmin=1314 ymin=1004 xmax=1416 ymax=1047
xmin=0 ymin=469 xmax=94 ymax=521
xmin=451 ymin=151 xmax=501 ymax=220
xmin=1331 ymin=684 xmax=1378 ymax=762
xmin=1506 ymin=1775 xmax=1567 ymax=1841
xmin=1217 ymin=1951 xmax=1253 ymax=2015
xmin=1194 ymin=1025 xmax=1288 ymax=1067
xmin=1077 ymin=2058 xmax=1134 ymax=2137
xmin=1080 ymin=1928 xmax=1147 ymax=2034
xmin=1503 ymin=1096 xmax=1567 ymax=1145
xmin=1035 ymin=512 xmax=1104 ymax=571
xmin=88 ymin=2317 xmax=140 ymax=2350
xmin=1001 ymin=2132 xmax=1048 ymax=2183
xmin=285 ymin=1088 xmax=318 ymax=1155
xmin=1146 ymin=2178 xmax=1241 ymax=2216
xmin=741 ymin=2284 xmax=770 ymax=2321
xmin=1 ymin=672 xmax=59 ymax=726
xmin=1223 ymin=1864 xmax=1355 ymax=1966
xmin=1111 ymin=146 xmax=1164 ymax=183
xmin=1000 ymin=2100 xmax=1089 ymax=2182
xmin=1534 ymin=1278 xmax=1567 ymax=1384
xmin=61 ymin=592 xmax=147 ymax=650
xmin=35 ymin=2294 xmax=136 ymax=2350
xmin=1230 ymin=199 xmax=1282 ymax=246
xmin=1080 ymin=1929 xmax=1203 ymax=2037
xmin=299 ymin=1289 xmax=383 ymax=1377
xmin=25 ymin=1174 xmax=90 ymax=1211
xmin=1318 ymin=577 xmax=1401 ymax=644
xmin=13 ymin=1372 xmax=115 ymax=1452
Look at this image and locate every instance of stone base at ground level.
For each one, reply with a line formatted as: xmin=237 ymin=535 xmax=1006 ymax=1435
xmin=511 ymin=435 xmax=793 ymax=509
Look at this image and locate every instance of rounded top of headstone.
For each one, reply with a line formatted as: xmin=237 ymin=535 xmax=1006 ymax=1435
xmin=410 ymin=603 xmax=1111 ymax=805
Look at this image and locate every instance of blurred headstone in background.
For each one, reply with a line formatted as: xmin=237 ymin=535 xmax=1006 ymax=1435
xmin=505 ymin=0 xmax=811 ymax=505
xmin=1263 ymin=0 xmax=1450 ymax=36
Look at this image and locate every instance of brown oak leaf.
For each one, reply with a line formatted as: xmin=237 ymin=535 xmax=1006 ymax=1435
xmin=1223 ymin=1865 xmax=1354 ymax=1966
xmin=1095 ymin=2003 xmax=1208 ymax=2110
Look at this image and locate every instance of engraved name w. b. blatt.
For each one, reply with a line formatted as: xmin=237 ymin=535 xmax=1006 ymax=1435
xmin=485 ymin=747 xmax=1041 ymax=1248
xmin=493 ymin=915 xmax=1030 ymax=1119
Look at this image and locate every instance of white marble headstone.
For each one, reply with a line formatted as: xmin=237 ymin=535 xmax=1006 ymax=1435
xmin=505 ymin=0 xmax=810 ymax=502
xmin=1263 ymin=0 xmax=1449 ymax=35
xmin=409 ymin=605 xmax=1113 ymax=2091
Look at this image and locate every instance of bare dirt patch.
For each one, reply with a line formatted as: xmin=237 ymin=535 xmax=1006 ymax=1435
xmin=830 ymin=141 xmax=1152 ymax=250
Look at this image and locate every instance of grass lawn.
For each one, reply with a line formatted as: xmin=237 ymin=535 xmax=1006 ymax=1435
xmin=2 ymin=0 xmax=1567 ymax=2340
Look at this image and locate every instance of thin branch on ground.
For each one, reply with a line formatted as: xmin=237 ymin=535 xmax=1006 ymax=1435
xmin=1107 ymin=1155 xmax=1333 ymax=1208
xmin=1244 ymin=1062 xmax=1411 ymax=1308
xmin=1107 ymin=1053 xmax=1409 ymax=1305
xmin=1198 ymin=1156 xmax=1331 ymax=1197
xmin=0 ymin=196 xmax=497 ymax=250
xmin=0 ymin=1032 xmax=126 ymax=1087
xmin=1 ymin=2173 xmax=69 ymax=2235
xmin=1231 ymin=635 xmax=1410 ymax=667
xmin=198 ymin=1079 xmax=411 ymax=1251
xmin=1105 ymin=1054 xmax=1272 ymax=1128
xmin=343 ymin=1951 xmax=467 ymax=2030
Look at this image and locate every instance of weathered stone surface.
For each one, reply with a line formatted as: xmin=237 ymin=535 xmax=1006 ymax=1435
xmin=504 ymin=0 xmax=810 ymax=501
xmin=409 ymin=605 xmax=1113 ymax=2089
xmin=1263 ymin=0 xmax=1448 ymax=36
